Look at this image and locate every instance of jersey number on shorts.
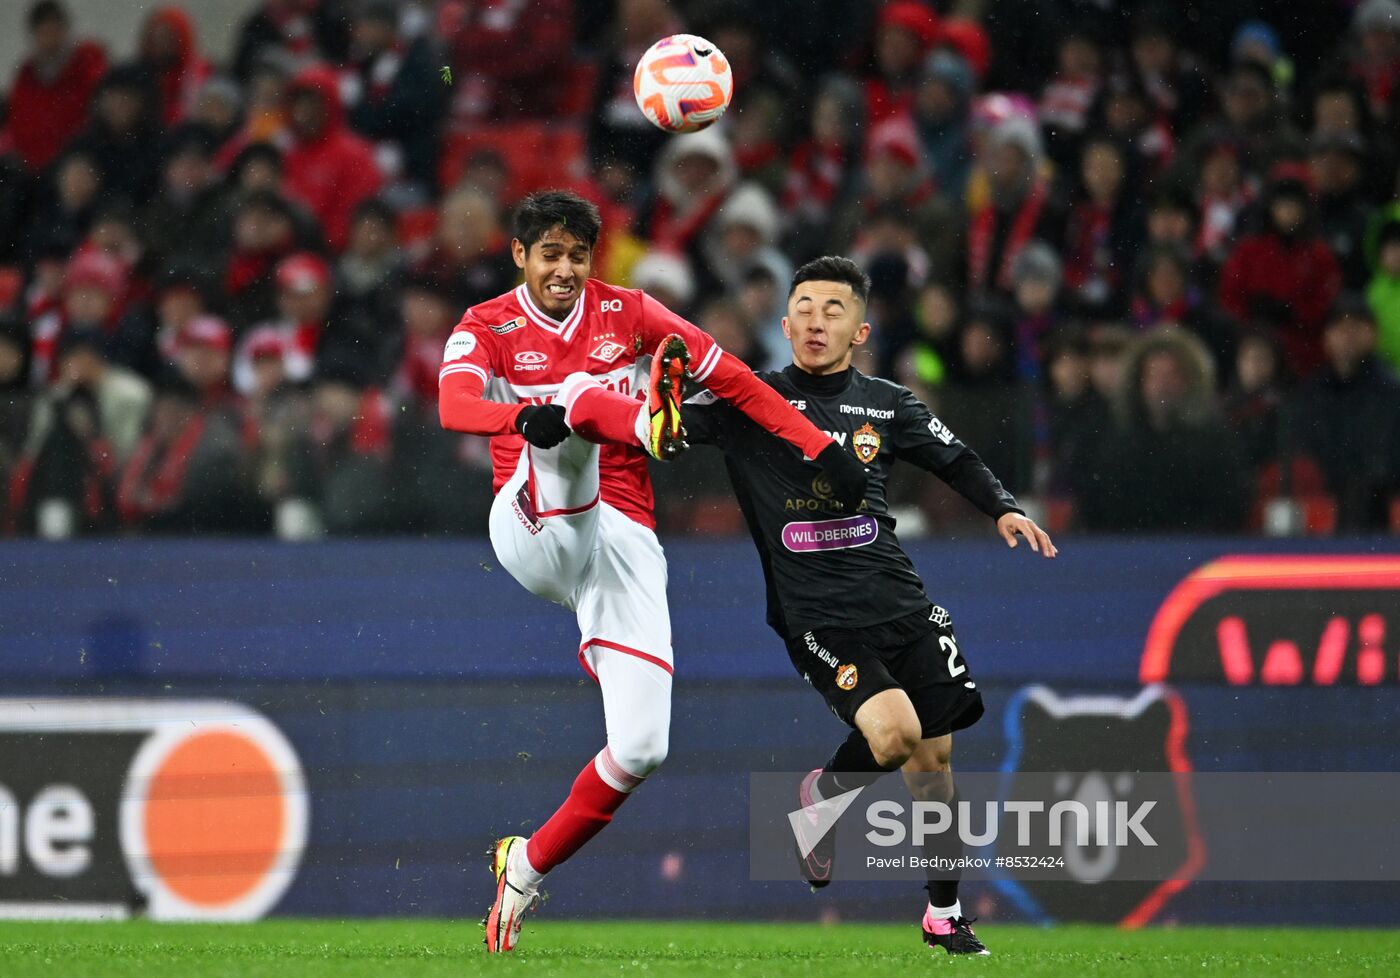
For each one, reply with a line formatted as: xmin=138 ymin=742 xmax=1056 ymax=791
xmin=939 ymin=634 xmax=967 ymax=678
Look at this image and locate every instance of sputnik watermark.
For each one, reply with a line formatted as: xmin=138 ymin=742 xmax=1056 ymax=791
xmin=860 ymin=798 xmax=1157 ymax=847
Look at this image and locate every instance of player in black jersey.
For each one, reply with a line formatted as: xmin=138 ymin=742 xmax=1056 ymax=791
xmin=682 ymin=256 xmax=1057 ymax=956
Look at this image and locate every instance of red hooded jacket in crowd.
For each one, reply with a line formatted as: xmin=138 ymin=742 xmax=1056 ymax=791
xmin=1219 ymin=233 xmax=1341 ymax=376
xmin=5 ymin=39 xmax=108 ymax=171
xmin=282 ymin=67 xmax=382 ymax=250
xmin=142 ymin=6 xmax=212 ymax=125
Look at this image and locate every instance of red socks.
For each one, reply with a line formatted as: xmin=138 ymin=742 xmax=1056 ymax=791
xmin=561 ymin=381 xmax=642 ymax=447
xmin=525 ymin=749 xmax=639 ymax=874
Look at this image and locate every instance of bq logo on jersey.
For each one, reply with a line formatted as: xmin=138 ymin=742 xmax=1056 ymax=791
xmin=0 ymin=699 xmax=308 ymax=921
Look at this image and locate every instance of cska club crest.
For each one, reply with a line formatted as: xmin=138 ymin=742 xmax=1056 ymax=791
xmin=852 ymin=423 xmax=881 ymax=464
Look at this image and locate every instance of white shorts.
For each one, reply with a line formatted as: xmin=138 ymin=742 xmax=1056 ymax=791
xmin=487 ymin=435 xmax=674 ymax=682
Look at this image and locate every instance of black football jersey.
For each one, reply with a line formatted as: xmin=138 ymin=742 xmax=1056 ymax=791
xmin=683 ymin=364 xmax=1021 ymax=638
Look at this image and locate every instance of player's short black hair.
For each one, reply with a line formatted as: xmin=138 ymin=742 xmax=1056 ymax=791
xmin=789 ymin=256 xmax=872 ymax=305
xmin=512 ymin=190 xmax=602 ymax=252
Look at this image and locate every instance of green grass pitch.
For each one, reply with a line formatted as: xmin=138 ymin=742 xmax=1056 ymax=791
xmin=4 ymin=919 xmax=1400 ymax=978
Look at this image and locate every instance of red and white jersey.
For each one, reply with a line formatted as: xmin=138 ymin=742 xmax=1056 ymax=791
xmin=439 ymin=278 xmax=834 ymax=528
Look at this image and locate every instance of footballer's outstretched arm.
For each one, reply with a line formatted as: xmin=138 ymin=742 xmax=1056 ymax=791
xmin=437 ymin=320 xmax=527 ymax=436
xmin=891 ymin=386 xmax=1056 ymax=555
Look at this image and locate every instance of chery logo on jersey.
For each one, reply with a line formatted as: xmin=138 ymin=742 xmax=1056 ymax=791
xmin=589 ymin=340 xmax=627 ymax=364
xmin=513 ymin=351 xmax=549 ymax=372
xmin=782 ymin=515 xmax=878 ymax=552
xmin=0 ymin=699 xmax=308 ymax=921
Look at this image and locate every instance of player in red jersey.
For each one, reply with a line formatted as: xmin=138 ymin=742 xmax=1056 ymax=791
xmin=437 ymin=191 xmax=865 ymax=952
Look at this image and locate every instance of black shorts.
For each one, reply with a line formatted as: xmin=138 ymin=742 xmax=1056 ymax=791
xmin=785 ymin=604 xmax=984 ymax=739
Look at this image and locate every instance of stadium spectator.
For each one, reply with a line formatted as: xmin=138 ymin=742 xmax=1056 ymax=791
xmin=781 ymin=75 xmax=864 ymax=261
xmin=414 ymin=187 xmax=515 ymax=309
xmin=629 ymin=251 xmax=697 ymax=318
xmin=232 ymin=0 xmax=349 ymax=83
xmin=1285 ymin=296 xmax=1400 ymax=531
xmin=1219 ymin=170 xmax=1343 ymax=376
xmin=1079 ymin=327 xmax=1249 ymax=533
xmin=142 ymin=124 xmax=237 ymax=277
xmin=864 ymin=0 xmax=941 ymax=127
xmin=224 ymin=190 xmax=322 ymax=329
xmin=281 ymin=66 xmax=383 ymax=250
xmin=1188 ymin=133 xmax=1253 ymax=268
xmin=830 ymin=118 xmax=957 ymax=277
xmin=1060 ymin=135 xmax=1141 ymax=317
xmin=31 ymin=251 xmax=129 ymax=381
xmin=8 ymin=328 xmax=151 ymax=535
xmin=931 ymin=301 xmax=1031 ymax=496
xmin=1223 ymin=330 xmax=1286 ymax=472
xmin=109 ymin=266 xmax=211 ymax=380
xmin=282 ymin=362 xmax=396 ymax=534
xmin=170 ymin=315 xmax=235 ymax=406
xmin=25 ymin=148 xmax=104 ymax=262
xmin=966 ymin=115 xmax=1063 ymax=299
xmin=1347 ymin=0 xmax=1400 ymax=126
xmin=191 ymin=75 xmax=244 ymax=151
xmin=1366 ymin=205 xmax=1400 ymax=370
xmin=1185 ymin=60 xmax=1302 ymax=181
xmin=343 ymin=1 xmax=447 ymax=191
xmin=701 ymin=183 xmax=788 ymax=298
xmin=4 ymin=0 xmax=108 ymax=173
xmin=1309 ymin=129 xmax=1376 ymax=288
xmin=115 ymin=371 xmax=255 ymax=532
xmin=69 ymin=64 xmax=164 ymax=206
xmin=391 ymin=271 xmax=457 ymax=411
xmin=895 ymin=279 xmax=959 ymax=396
xmin=1042 ymin=330 xmax=1111 ymax=501
xmin=336 ymin=198 xmax=404 ymax=341
xmin=1131 ymin=243 xmax=1234 ymax=367
xmin=1096 ymin=72 xmax=1175 ymax=179
xmin=138 ymin=6 xmax=210 ymax=125
xmin=643 ymin=128 xmax=738 ymax=263
xmin=1008 ymin=242 xmax=1063 ymax=382
xmin=1127 ymin=7 xmax=1210 ymax=136
xmin=1038 ymin=26 xmax=1104 ymax=169
xmin=913 ymin=51 xmax=974 ymax=201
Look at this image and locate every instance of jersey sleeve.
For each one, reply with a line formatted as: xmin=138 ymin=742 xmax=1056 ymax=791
xmin=891 ymin=386 xmax=1023 ymax=520
xmin=639 ymin=292 xmax=833 ymax=460
xmin=437 ymin=316 xmax=525 ymax=436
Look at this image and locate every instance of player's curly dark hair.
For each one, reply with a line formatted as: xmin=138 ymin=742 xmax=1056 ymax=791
xmin=789 ymin=256 xmax=872 ymax=304
xmin=513 ymin=190 xmax=602 ymax=252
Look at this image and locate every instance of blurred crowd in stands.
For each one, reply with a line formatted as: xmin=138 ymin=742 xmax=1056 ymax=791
xmin=1 ymin=0 xmax=1398 ymax=538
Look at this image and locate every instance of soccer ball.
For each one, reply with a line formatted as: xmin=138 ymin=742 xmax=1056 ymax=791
xmin=633 ymin=34 xmax=734 ymax=134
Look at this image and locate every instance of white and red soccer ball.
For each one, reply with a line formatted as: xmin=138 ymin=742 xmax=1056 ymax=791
xmin=633 ymin=34 xmax=734 ymax=134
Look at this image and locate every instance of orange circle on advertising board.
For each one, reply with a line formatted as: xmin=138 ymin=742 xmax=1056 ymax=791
xmin=142 ymin=730 xmax=284 ymax=906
